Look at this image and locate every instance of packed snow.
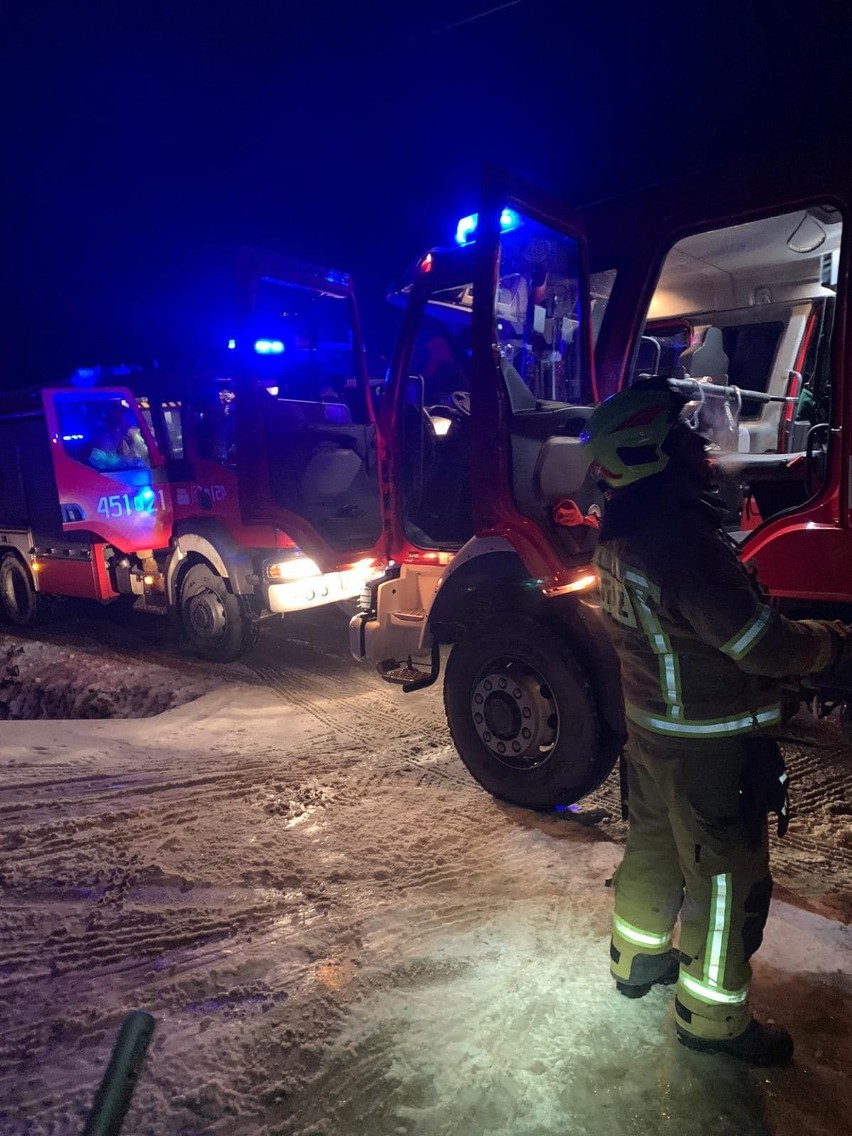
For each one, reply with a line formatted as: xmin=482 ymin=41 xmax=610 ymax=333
xmin=0 ymin=609 xmax=851 ymax=1135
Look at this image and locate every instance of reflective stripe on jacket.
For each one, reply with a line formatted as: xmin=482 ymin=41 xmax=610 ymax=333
xmin=593 ymin=482 xmax=839 ymax=741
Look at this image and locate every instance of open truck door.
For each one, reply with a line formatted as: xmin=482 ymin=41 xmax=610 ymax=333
xmin=234 ymin=248 xmax=383 ymax=570
xmin=467 ymin=169 xmax=605 ymax=587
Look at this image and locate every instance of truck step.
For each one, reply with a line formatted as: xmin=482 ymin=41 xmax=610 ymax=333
xmin=391 ymin=608 xmax=426 ymax=625
xmin=377 ymin=641 xmax=440 ymax=693
xmin=377 ymin=659 xmax=428 ymax=685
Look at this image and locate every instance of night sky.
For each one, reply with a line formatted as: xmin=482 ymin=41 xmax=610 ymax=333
xmin=2 ymin=0 xmax=851 ymax=386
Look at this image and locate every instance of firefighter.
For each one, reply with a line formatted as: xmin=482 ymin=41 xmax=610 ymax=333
xmin=89 ymin=403 xmax=150 ymax=471
xmin=581 ymin=378 xmax=850 ymax=1065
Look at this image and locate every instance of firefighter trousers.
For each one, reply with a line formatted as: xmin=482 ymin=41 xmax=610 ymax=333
xmin=609 ymin=730 xmax=773 ymax=1041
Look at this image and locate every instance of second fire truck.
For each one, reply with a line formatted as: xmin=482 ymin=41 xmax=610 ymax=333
xmin=0 ymin=253 xmax=383 ymax=661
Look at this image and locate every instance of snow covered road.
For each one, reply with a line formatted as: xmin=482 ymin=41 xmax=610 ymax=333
xmin=1 ymin=610 xmax=851 ymax=1135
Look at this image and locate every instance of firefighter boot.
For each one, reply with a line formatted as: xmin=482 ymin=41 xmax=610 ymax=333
xmin=677 ymin=999 xmax=799 ymax=1067
xmin=613 ymin=946 xmax=680 ymax=999
xmin=677 ymin=1016 xmax=794 ymax=1066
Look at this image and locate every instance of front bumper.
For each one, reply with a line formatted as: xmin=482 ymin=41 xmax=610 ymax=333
xmin=348 ymin=565 xmax=438 ymax=666
xmin=266 ymin=565 xmax=372 ymax=614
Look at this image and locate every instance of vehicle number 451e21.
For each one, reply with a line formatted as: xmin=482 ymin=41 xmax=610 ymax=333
xmin=97 ymin=490 xmax=167 ymax=519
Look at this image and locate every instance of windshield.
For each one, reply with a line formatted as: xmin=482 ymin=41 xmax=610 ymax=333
xmin=496 ymin=214 xmax=592 ymax=406
xmin=250 ymin=279 xmax=368 ymax=422
xmin=54 ymin=392 xmax=153 ymax=473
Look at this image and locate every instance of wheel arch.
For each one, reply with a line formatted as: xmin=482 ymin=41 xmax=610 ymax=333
xmin=166 ymin=521 xmax=257 ymax=605
xmin=426 ymin=541 xmax=543 ymax=638
xmin=0 ymin=544 xmax=32 ymax=575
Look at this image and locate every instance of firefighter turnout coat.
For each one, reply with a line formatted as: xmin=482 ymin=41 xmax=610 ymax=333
xmin=595 ymin=482 xmax=838 ymax=740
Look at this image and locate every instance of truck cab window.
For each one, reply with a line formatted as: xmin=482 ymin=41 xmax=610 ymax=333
xmin=55 ymin=394 xmax=152 ymax=472
xmin=160 ymin=401 xmax=185 ymax=459
xmin=252 ymin=280 xmax=364 ymax=425
xmin=590 ymin=268 xmax=617 ymax=349
xmin=631 ymin=324 xmax=691 ymax=382
xmin=496 ymin=216 xmax=590 ymax=407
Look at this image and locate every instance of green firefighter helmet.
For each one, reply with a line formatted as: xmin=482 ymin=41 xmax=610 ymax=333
xmin=581 ymin=380 xmax=689 ymax=488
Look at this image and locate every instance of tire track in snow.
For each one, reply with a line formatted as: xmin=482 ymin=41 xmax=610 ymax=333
xmin=239 ymin=656 xmax=473 ymax=801
xmin=243 ymin=657 xmax=444 ymax=737
xmin=0 ymin=743 xmax=344 ymax=999
xmin=4 ymin=619 xmax=852 ymax=1132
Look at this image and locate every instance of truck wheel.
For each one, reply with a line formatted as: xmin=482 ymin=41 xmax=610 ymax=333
xmin=0 ymin=555 xmax=45 ymax=626
xmin=179 ymin=563 xmax=258 ymax=663
xmin=443 ymin=618 xmax=618 ymax=810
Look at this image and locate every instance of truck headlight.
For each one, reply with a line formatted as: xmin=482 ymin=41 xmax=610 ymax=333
xmin=266 ymin=556 xmax=321 ymax=582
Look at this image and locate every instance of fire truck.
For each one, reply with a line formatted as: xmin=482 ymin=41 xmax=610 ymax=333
xmin=350 ymin=144 xmax=851 ymax=809
xmin=0 ymin=253 xmax=383 ymax=661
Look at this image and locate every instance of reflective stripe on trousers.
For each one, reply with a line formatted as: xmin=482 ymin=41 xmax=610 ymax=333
xmin=613 ymin=914 xmax=672 ymax=949
xmin=676 ymin=872 xmax=749 ymax=1007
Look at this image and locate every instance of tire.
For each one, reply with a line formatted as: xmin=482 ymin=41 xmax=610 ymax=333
xmin=443 ymin=617 xmax=619 ymax=810
xmin=179 ymin=563 xmax=259 ymax=663
xmin=0 ymin=554 xmax=48 ymax=626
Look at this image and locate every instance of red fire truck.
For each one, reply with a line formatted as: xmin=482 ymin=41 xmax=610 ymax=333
xmin=0 ymin=253 xmax=383 ymax=661
xmin=350 ymin=144 xmax=851 ymax=809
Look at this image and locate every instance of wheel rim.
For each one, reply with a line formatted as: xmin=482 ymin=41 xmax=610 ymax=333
xmin=470 ymin=655 xmax=559 ymax=770
xmin=186 ymin=588 xmax=227 ymax=642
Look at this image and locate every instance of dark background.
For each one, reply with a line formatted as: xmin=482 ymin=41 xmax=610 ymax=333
xmin=1 ymin=0 xmax=851 ymax=387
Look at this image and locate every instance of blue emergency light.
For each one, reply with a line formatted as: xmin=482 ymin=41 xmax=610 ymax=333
xmin=254 ymin=339 xmax=285 ymax=355
xmin=324 ymin=269 xmax=351 ymax=288
xmin=71 ymin=367 xmax=99 ymax=387
xmin=454 ymin=208 xmax=522 ymax=246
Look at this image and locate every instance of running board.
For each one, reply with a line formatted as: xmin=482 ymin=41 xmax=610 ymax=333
xmin=377 ymin=642 xmax=440 ymax=692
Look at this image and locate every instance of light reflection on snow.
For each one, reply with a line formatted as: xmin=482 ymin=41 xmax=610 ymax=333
xmin=284 ymin=805 xmax=319 ymax=829
xmin=291 ymin=905 xmax=781 ymax=1136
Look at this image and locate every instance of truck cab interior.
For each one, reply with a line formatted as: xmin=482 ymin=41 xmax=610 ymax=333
xmin=398 ymin=289 xmax=474 ymax=547
xmin=629 ymin=205 xmax=842 ymax=535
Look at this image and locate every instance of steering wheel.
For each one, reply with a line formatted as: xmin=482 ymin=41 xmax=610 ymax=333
xmin=450 ymin=390 xmax=471 ymax=416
